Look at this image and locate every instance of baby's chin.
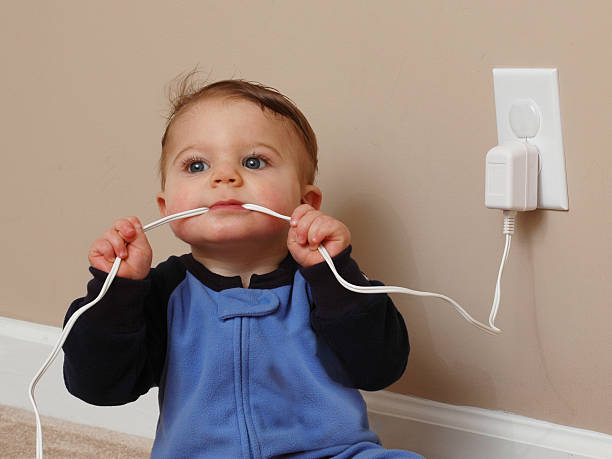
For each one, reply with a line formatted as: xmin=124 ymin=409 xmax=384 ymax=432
xmin=178 ymin=224 xmax=289 ymax=249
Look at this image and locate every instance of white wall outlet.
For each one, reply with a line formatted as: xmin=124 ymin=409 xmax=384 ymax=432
xmin=493 ymin=68 xmax=569 ymax=210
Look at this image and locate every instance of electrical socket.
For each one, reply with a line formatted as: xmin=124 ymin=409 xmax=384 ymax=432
xmin=493 ymin=68 xmax=569 ymax=210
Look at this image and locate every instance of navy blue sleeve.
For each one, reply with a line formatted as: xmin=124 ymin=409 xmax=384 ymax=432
xmin=62 ymin=256 xmax=186 ymax=406
xmin=301 ymin=246 xmax=410 ymax=391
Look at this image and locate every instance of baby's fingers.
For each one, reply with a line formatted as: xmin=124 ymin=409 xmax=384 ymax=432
xmin=294 ymin=210 xmax=322 ymax=245
xmin=90 ymin=239 xmax=117 ymax=265
xmin=114 ymin=217 xmax=141 ymax=244
xmin=290 ymin=204 xmax=315 ymax=226
xmin=103 ymin=227 xmax=129 ymax=259
xmin=307 ymin=215 xmax=338 ymax=247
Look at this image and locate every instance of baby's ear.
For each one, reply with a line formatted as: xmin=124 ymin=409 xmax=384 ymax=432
xmin=156 ymin=191 xmax=168 ymax=217
xmin=301 ymin=185 xmax=322 ymax=210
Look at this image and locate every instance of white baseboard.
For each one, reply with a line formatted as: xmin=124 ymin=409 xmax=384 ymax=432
xmin=2 ymin=316 xmax=611 ymax=458
xmin=361 ymin=390 xmax=612 ymax=459
xmin=0 ymin=316 xmax=158 ymax=438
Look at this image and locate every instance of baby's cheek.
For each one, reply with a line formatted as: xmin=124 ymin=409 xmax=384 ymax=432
xmin=254 ymin=192 xmax=288 ymax=214
xmin=271 ymin=188 xmax=302 ymax=214
xmin=168 ymin=190 xmax=197 ymax=214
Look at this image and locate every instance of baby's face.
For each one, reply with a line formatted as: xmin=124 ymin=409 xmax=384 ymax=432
xmin=158 ymin=96 xmax=316 ymax=251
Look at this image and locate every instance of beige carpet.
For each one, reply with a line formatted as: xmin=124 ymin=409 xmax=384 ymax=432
xmin=0 ymin=405 xmax=153 ymax=458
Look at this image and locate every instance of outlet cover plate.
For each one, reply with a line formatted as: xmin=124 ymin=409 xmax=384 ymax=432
xmin=493 ymin=68 xmax=569 ymax=210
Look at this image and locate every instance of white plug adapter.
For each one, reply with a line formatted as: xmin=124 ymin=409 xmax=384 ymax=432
xmin=485 ymin=141 xmax=539 ymax=211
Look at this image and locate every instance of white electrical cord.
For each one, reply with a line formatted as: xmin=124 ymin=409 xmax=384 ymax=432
xmin=244 ymin=204 xmax=516 ymax=335
xmin=30 ymin=203 xmax=515 ymax=458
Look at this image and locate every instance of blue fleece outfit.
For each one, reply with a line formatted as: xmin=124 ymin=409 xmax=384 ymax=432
xmin=63 ymin=247 xmax=424 ymax=458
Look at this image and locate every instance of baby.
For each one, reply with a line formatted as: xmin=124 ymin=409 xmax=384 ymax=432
xmin=63 ymin=78 xmax=424 ymax=458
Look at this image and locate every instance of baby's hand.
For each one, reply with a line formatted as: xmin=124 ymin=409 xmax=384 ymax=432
xmin=88 ymin=217 xmax=152 ymax=280
xmin=288 ymin=204 xmax=351 ymax=268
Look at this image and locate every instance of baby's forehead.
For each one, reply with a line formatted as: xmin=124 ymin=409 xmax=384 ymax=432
xmin=196 ymin=95 xmax=291 ymax=123
xmin=170 ymin=96 xmax=305 ymax=149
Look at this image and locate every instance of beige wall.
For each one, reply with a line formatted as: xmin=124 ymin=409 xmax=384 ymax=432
xmin=1 ymin=0 xmax=610 ymax=435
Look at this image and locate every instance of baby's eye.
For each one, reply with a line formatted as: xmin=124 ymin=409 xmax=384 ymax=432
xmin=243 ymin=156 xmax=267 ymax=170
xmin=188 ymin=160 xmax=209 ymax=173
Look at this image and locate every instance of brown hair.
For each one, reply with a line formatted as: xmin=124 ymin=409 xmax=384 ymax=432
xmin=160 ymin=74 xmax=318 ymax=189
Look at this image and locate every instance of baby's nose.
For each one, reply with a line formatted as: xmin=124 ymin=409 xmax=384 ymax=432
xmin=212 ymin=163 xmax=242 ymax=186
xmin=214 ymin=176 xmax=237 ymax=183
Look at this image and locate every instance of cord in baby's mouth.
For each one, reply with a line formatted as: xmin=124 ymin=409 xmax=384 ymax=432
xmin=241 ymin=203 xmax=291 ymax=221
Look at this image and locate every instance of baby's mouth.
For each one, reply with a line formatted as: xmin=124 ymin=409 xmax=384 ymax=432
xmin=209 ymin=199 xmax=246 ymax=211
